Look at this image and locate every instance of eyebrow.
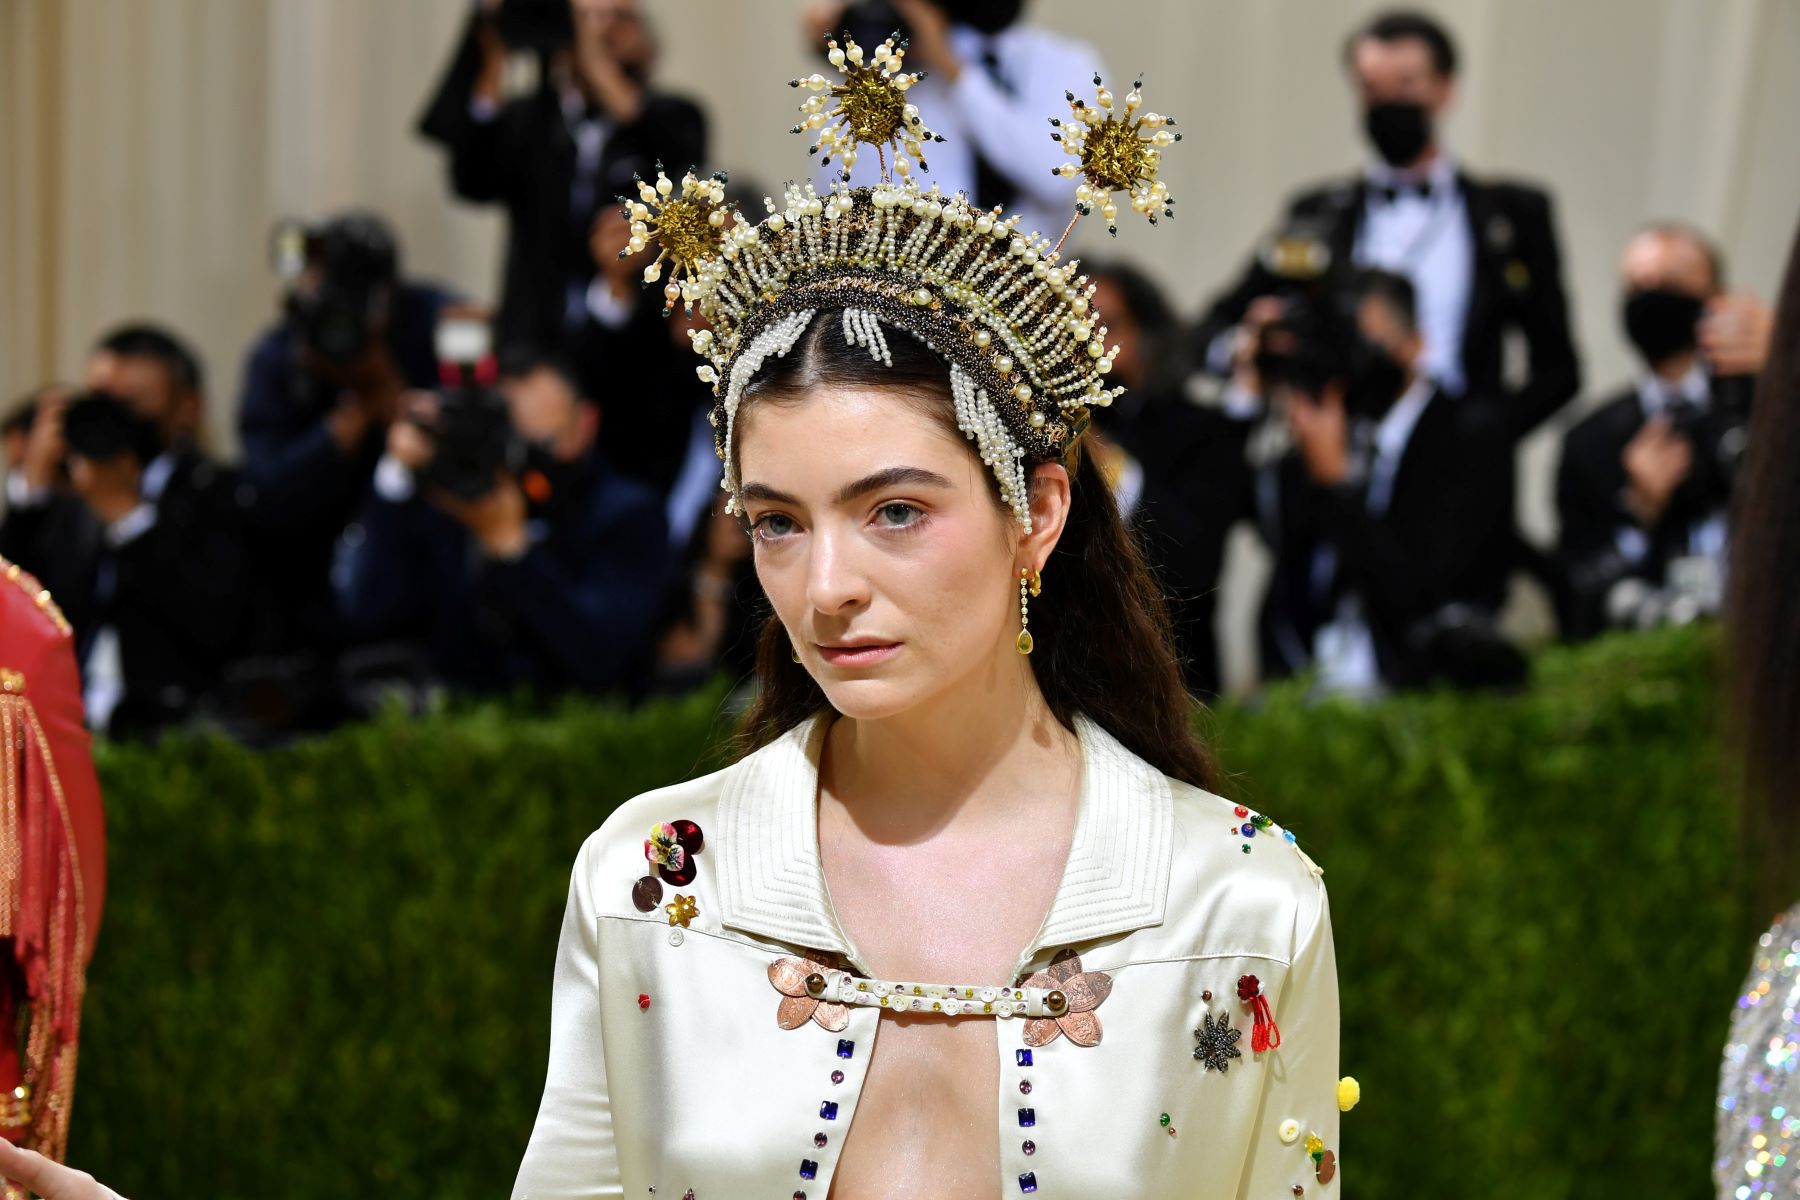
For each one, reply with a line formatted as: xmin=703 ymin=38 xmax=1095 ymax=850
xmin=739 ymin=465 xmax=955 ymax=509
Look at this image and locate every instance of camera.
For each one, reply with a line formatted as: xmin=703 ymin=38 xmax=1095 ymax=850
xmin=61 ymin=392 xmax=161 ymax=466
xmin=417 ymin=318 xmax=563 ymax=508
xmin=271 ymin=213 xmax=398 ymax=365
xmin=492 ymin=0 xmax=575 ymax=54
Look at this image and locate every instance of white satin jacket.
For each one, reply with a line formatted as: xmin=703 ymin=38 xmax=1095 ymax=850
xmin=512 ymin=711 xmax=1342 ymax=1199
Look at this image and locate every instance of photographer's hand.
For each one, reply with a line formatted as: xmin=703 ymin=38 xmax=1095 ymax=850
xmin=1286 ymin=388 xmax=1351 ymax=486
xmin=386 ymin=392 xmax=440 ymax=473
xmin=474 ymin=0 xmax=508 ymax=108
xmin=68 ymin=454 xmax=144 ymax=527
xmin=21 ymin=389 xmax=71 ymax=491
xmin=1700 ymin=292 xmax=1772 ymax=378
xmin=799 ymin=1 xmax=847 ymax=47
xmin=0 ymin=1140 xmax=122 ymax=1200
xmin=435 ymin=470 xmax=530 ymax=560
xmin=1231 ymin=296 xmax=1286 ymax=399
xmin=572 ymin=2 xmax=644 ymax=124
xmin=890 ymin=0 xmax=962 ymax=82
xmin=1622 ymin=415 xmax=1692 ymax=528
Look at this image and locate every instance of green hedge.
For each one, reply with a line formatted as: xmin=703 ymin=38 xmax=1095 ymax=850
xmin=72 ymin=625 xmax=1753 ymax=1198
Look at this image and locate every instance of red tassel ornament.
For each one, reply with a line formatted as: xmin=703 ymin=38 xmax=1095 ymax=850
xmin=1237 ymin=974 xmax=1281 ymax=1053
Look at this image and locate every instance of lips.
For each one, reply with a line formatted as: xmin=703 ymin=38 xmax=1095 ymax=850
xmin=815 ymin=641 xmax=901 ymax=666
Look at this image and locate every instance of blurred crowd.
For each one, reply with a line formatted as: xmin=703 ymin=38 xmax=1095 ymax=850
xmin=0 ymin=0 xmax=1777 ymax=742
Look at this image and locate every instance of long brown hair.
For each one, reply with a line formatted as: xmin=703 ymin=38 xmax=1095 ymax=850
xmin=1728 ymin=214 xmax=1800 ymax=897
xmin=727 ymin=310 xmax=1221 ymax=793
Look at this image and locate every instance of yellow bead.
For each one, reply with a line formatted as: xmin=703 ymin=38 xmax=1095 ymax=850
xmin=1016 ymin=629 xmax=1035 ymax=655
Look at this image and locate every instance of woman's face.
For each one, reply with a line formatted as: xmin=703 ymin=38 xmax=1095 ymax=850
xmin=736 ymin=386 xmax=1037 ymax=721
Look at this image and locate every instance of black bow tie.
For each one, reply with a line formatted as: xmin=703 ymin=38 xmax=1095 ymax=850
xmin=1374 ymin=180 xmax=1434 ymax=205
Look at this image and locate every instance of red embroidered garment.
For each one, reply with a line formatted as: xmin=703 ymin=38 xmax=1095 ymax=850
xmin=0 ymin=558 xmax=106 ymax=1174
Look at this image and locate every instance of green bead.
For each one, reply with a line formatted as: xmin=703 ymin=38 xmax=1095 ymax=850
xmin=1240 ymin=844 xmax=1252 ymax=854
xmin=1159 ymin=1113 xmax=1171 ymax=1127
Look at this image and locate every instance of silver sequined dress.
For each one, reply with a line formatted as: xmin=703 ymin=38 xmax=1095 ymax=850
xmin=1717 ymin=904 xmax=1800 ymax=1197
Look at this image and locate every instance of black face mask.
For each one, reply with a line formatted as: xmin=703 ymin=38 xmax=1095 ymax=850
xmin=1363 ymin=102 xmax=1432 ymax=168
xmin=1343 ymin=340 xmax=1408 ymax=419
xmin=1622 ymin=288 xmax=1704 ymax=366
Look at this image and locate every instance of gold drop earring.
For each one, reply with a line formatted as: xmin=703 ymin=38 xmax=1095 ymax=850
xmin=1017 ymin=566 xmax=1042 ymax=655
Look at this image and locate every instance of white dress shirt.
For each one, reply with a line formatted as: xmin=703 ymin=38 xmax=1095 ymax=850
xmin=1354 ymin=154 xmax=1473 ymax=397
xmin=823 ymin=23 xmax=1105 ymax=247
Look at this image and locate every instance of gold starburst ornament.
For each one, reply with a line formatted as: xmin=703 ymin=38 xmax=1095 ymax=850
xmin=1052 ymin=74 xmax=1180 ymax=240
xmin=791 ymin=32 xmax=943 ymax=181
xmin=621 ymin=166 xmax=735 ymax=314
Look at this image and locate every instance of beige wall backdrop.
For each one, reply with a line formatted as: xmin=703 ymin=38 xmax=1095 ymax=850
xmin=3 ymin=0 xmax=1797 ymax=685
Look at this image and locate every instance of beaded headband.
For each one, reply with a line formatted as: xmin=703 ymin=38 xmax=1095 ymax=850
xmin=621 ymin=32 xmax=1183 ymax=532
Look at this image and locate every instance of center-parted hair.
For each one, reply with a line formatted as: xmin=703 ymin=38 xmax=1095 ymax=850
xmin=731 ymin=312 xmax=1221 ymax=793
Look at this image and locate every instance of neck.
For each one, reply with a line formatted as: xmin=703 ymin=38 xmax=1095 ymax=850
xmin=1399 ymin=142 xmax=1440 ymax=175
xmin=1650 ymin=350 xmax=1699 ymax=383
xmin=819 ymin=662 xmax=1079 ymax=845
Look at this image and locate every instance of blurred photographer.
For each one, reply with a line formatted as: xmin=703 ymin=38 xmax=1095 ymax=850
xmin=1195 ymin=10 xmax=1579 ymax=441
xmin=0 ymin=327 xmax=252 ymax=736
xmin=333 ymin=333 xmax=669 ymax=700
xmin=1556 ymin=224 xmax=1770 ymax=639
xmin=1253 ymin=269 xmax=1519 ymax=698
xmin=801 ymin=0 xmax=1102 ymax=245
xmin=418 ymin=0 xmax=707 ymax=351
xmin=237 ymin=211 xmax=458 ymax=654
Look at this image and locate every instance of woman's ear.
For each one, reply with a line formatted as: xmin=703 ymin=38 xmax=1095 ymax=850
xmin=1021 ymin=461 xmax=1073 ymax=570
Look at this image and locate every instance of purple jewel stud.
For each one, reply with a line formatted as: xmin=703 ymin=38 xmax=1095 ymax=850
xmin=1019 ymin=1172 xmax=1039 ymax=1193
xmin=830 ymin=1070 xmax=844 ymax=1084
xmin=1019 ymin=1080 xmax=1032 ymax=1095
xmin=799 ymin=1159 xmax=818 ymax=1180
xmin=1022 ymin=1140 xmax=1037 ymax=1155
xmin=820 ymin=1101 xmax=839 ymax=1120
xmin=837 ymin=1039 xmax=855 ymax=1059
xmin=1018 ymin=1108 xmax=1036 ymax=1128
xmin=814 ymin=1132 xmax=828 ymax=1148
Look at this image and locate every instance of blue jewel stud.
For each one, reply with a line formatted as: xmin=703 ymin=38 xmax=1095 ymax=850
xmin=799 ymin=1159 xmax=818 ymax=1180
xmin=1016 ymin=1049 xmax=1034 ymax=1067
xmin=1018 ymin=1108 xmax=1037 ymax=1127
xmin=1284 ymin=829 xmax=1297 ymax=843
xmin=820 ymin=1101 xmax=839 ymax=1120
xmin=1019 ymin=1172 xmax=1039 ymax=1193
xmin=1240 ymin=822 xmax=1256 ymax=837
xmin=837 ymin=1039 xmax=855 ymax=1059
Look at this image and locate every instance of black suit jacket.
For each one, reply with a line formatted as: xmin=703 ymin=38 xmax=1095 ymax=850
xmin=1554 ymin=374 xmax=1752 ymax=639
xmin=418 ymin=15 xmax=708 ymax=351
xmin=1197 ymin=170 xmax=1581 ymax=438
xmin=1255 ymin=386 xmax=1514 ymax=689
xmin=0 ymin=450 xmax=254 ymax=736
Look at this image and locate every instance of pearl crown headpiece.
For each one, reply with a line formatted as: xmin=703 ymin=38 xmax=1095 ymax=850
xmin=619 ymin=32 xmax=1183 ymax=532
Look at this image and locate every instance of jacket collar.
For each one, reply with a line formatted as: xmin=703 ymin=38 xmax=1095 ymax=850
xmin=714 ymin=710 xmax=1174 ymax=975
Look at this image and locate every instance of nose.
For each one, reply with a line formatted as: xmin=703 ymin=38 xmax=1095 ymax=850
xmin=804 ymin=521 xmax=871 ymax=619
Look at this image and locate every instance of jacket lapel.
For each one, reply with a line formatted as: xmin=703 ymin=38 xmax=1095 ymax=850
xmin=714 ymin=711 xmax=1176 ymax=976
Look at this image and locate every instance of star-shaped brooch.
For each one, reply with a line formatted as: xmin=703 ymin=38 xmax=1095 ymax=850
xmin=1193 ymin=1009 xmax=1242 ymax=1073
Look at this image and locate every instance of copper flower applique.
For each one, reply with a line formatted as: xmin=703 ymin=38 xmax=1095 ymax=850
xmin=769 ymin=956 xmax=851 ymax=1032
xmin=1021 ymin=949 xmax=1114 ymax=1048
